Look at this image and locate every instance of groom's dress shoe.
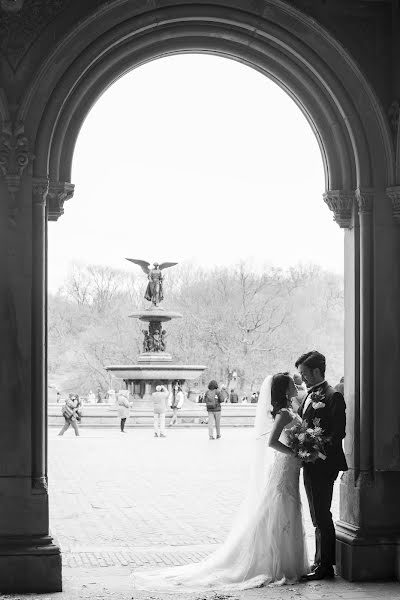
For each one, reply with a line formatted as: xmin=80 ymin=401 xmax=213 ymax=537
xmin=302 ymin=566 xmax=335 ymax=581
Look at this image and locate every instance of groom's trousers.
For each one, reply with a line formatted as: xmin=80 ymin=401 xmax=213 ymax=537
xmin=303 ymin=467 xmax=339 ymax=567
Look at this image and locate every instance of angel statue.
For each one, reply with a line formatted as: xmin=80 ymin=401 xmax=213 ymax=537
xmin=126 ymin=259 xmax=178 ymax=306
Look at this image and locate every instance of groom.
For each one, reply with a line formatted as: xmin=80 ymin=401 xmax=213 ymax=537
xmin=295 ymin=350 xmax=348 ymax=581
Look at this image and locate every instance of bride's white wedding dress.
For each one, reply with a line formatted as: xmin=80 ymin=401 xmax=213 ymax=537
xmin=133 ymin=378 xmax=309 ymax=592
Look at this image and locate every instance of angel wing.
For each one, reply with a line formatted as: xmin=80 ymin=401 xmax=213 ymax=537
xmin=125 ymin=258 xmax=151 ymax=275
xmin=158 ymin=262 xmax=178 ymax=271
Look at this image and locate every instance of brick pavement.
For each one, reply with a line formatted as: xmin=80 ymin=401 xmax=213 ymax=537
xmin=49 ymin=427 xmax=331 ymax=563
xmin=37 ymin=427 xmax=400 ymax=600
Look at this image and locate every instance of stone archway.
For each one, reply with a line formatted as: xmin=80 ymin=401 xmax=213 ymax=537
xmin=1 ymin=0 xmax=400 ymax=592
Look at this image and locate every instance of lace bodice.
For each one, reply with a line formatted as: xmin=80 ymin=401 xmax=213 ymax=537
xmin=280 ymin=407 xmax=300 ymax=429
xmin=267 ymin=409 xmax=301 ymax=500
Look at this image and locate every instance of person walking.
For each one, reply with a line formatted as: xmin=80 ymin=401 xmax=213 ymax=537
xmin=58 ymin=393 xmax=81 ymax=436
xmin=168 ymin=384 xmax=184 ymax=426
xmin=152 ymin=385 xmax=168 ymax=438
xmin=204 ymin=380 xmax=223 ymax=440
xmin=117 ymin=389 xmax=131 ymax=432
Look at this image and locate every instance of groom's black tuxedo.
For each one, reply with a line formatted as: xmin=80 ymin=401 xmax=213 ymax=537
xmin=298 ymin=381 xmax=348 ymax=568
xmin=298 ymin=381 xmax=348 ymax=474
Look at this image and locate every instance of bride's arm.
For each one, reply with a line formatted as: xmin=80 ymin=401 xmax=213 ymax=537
xmin=268 ymin=410 xmax=294 ymax=456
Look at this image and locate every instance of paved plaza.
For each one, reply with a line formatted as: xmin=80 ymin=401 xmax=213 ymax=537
xmin=49 ymin=426 xmax=332 ymax=564
xmin=7 ymin=426 xmax=397 ymax=599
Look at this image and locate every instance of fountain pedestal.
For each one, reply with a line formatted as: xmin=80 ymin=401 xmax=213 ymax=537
xmin=105 ymin=306 xmax=207 ymax=404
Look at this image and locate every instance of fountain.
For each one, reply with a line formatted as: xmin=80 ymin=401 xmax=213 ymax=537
xmin=105 ymin=259 xmax=207 ymax=405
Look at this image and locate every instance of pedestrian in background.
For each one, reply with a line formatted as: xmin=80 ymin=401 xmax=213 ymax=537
xmin=220 ymin=385 xmax=229 ymax=403
xmin=250 ymin=391 xmax=258 ymax=403
xmin=152 ymin=385 xmax=168 ymax=438
xmin=204 ymin=380 xmax=223 ymax=440
xmin=117 ymin=389 xmax=130 ymax=432
xmin=168 ymin=384 xmax=184 ymax=426
xmin=335 ymin=376 xmax=344 ymax=396
xmin=107 ymin=389 xmax=116 ymax=404
xmin=292 ymin=372 xmax=307 ymax=411
xmin=229 ymin=389 xmax=239 ymax=403
xmin=58 ymin=393 xmax=81 ymax=436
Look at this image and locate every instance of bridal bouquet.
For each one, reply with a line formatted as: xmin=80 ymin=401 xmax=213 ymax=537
xmin=286 ymin=418 xmax=330 ymax=463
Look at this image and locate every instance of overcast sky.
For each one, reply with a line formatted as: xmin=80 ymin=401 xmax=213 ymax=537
xmin=48 ymin=54 xmax=343 ymax=292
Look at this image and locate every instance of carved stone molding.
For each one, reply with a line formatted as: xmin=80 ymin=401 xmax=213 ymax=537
xmin=0 ymin=120 xmax=32 ymax=180
xmin=47 ymin=181 xmax=74 ymax=221
xmin=32 ymin=177 xmax=49 ymax=206
xmin=388 ymin=99 xmax=400 ymax=137
xmin=356 ymin=188 xmax=374 ymax=214
xmin=0 ymin=0 xmax=70 ymax=72
xmin=0 ymin=0 xmax=25 ymax=13
xmin=323 ymin=190 xmax=355 ymax=228
xmin=0 ymin=121 xmax=33 ymax=227
xmin=386 ymin=186 xmax=400 ymax=225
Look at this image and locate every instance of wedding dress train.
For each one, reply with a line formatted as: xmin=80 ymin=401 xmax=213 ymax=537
xmin=133 ymin=405 xmax=309 ymax=592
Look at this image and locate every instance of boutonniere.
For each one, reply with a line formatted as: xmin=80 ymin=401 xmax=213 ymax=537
xmin=310 ymin=389 xmax=326 ymax=410
xmin=312 ymin=401 xmax=326 ymax=410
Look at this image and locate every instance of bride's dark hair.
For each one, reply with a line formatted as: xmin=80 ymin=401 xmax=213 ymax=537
xmin=270 ymin=372 xmax=291 ymax=419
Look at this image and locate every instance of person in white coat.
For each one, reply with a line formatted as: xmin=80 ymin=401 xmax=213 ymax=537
xmin=152 ymin=385 xmax=168 ymax=438
xmin=117 ymin=389 xmax=130 ymax=432
xmin=168 ymin=384 xmax=184 ymax=426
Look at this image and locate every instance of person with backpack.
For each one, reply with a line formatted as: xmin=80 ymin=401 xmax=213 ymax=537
xmin=204 ymin=380 xmax=223 ymax=440
xmin=58 ymin=393 xmax=81 ymax=436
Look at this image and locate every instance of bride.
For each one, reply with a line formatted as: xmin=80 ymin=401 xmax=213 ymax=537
xmin=133 ymin=373 xmax=309 ymax=592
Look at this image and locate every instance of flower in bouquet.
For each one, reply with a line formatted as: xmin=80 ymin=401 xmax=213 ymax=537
xmin=286 ymin=417 xmax=330 ymax=463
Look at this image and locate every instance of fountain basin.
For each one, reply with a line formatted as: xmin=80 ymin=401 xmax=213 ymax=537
xmin=105 ymin=363 xmax=207 ymax=380
xmin=129 ymin=307 xmax=182 ymax=322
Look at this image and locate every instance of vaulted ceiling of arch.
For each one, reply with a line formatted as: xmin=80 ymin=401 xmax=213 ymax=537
xmin=0 ymin=0 xmax=395 ymax=115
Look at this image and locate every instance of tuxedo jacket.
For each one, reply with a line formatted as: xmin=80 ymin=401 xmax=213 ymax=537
xmin=298 ymin=381 xmax=348 ymax=475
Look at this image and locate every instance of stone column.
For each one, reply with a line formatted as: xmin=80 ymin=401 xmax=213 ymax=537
xmin=356 ymin=189 xmax=374 ymax=473
xmin=0 ymin=123 xmax=61 ymax=591
xmin=32 ymin=178 xmax=49 ymax=492
xmin=334 ymin=187 xmax=400 ymax=581
xmin=143 ymin=382 xmax=153 ymax=400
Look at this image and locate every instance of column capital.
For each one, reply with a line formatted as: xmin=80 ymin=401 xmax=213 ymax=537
xmin=32 ymin=177 xmax=49 ymax=206
xmin=356 ymin=188 xmax=374 ymax=214
xmin=47 ymin=181 xmax=75 ymax=221
xmin=386 ymin=186 xmax=400 ymax=224
xmin=323 ymin=189 xmax=355 ymax=228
